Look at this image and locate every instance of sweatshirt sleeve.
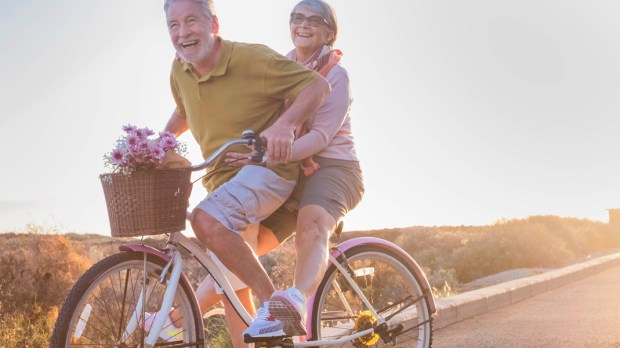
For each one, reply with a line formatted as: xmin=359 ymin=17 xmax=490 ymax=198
xmin=289 ymin=66 xmax=351 ymax=161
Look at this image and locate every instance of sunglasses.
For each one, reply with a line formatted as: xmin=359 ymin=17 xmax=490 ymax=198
xmin=290 ymin=13 xmax=328 ymax=28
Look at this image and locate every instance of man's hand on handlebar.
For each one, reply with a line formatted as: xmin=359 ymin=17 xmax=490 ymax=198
xmin=259 ymin=123 xmax=295 ymax=163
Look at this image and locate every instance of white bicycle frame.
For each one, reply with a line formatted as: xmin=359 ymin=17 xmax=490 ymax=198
xmin=130 ymin=231 xmax=380 ymax=347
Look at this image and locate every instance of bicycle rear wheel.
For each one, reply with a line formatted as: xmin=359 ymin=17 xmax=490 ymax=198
xmin=51 ymin=251 xmax=203 ymax=347
xmin=311 ymin=245 xmax=433 ymax=347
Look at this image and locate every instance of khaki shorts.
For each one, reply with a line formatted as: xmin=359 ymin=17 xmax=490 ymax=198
xmin=196 ymin=165 xmax=295 ymax=292
xmin=196 ymin=165 xmax=295 ymax=234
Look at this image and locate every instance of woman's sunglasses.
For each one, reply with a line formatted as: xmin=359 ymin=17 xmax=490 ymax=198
xmin=290 ymin=13 xmax=328 ymax=28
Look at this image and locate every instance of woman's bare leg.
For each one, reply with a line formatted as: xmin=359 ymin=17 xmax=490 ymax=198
xmin=293 ymin=204 xmax=336 ymax=297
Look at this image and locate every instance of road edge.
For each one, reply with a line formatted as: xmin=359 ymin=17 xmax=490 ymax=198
xmin=433 ymin=251 xmax=620 ymax=329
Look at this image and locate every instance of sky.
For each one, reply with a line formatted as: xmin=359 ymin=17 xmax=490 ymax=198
xmin=1 ymin=0 xmax=620 ymax=234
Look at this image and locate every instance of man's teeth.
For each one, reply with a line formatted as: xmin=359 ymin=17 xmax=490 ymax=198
xmin=181 ymin=40 xmax=198 ymax=48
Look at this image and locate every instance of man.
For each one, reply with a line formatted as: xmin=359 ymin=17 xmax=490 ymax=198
xmin=161 ymin=0 xmax=330 ymax=343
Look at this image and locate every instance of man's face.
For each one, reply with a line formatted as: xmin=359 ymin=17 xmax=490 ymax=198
xmin=166 ymin=0 xmax=218 ymax=65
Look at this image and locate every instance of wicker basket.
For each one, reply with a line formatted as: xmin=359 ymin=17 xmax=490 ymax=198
xmin=100 ymin=168 xmax=192 ymax=237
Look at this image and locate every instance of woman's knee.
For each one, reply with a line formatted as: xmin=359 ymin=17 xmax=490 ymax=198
xmin=296 ymin=205 xmax=335 ymax=243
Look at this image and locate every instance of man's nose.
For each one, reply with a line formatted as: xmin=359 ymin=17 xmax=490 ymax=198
xmin=178 ymin=23 xmax=190 ymax=37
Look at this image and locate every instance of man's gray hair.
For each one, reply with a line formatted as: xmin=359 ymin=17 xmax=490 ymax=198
xmin=164 ymin=0 xmax=216 ymax=18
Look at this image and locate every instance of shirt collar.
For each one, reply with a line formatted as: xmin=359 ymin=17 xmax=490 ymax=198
xmin=181 ymin=38 xmax=232 ymax=78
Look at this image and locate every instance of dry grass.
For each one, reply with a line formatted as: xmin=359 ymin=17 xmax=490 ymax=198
xmin=1 ymin=215 xmax=618 ymax=346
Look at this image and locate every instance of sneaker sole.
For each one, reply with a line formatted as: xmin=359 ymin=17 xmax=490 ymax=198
xmin=243 ymin=332 xmax=288 ymax=343
xmin=269 ymin=292 xmax=307 ymax=336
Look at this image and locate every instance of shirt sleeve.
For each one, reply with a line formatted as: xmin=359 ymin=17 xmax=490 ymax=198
xmin=289 ymin=66 xmax=351 ymax=161
xmin=263 ymin=53 xmax=320 ymax=101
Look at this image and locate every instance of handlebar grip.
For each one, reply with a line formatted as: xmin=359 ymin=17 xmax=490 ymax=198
xmin=242 ymin=130 xmax=266 ymax=163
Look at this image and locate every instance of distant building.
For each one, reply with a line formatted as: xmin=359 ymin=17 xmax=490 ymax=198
xmin=608 ymin=209 xmax=620 ymax=225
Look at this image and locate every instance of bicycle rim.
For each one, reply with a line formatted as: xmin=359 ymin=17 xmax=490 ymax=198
xmin=51 ymin=252 xmax=203 ymax=347
xmin=311 ymin=245 xmax=433 ymax=348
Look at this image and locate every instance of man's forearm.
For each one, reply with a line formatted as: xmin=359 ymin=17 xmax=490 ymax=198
xmin=164 ymin=111 xmax=189 ymax=138
xmin=260 ymin=76 xmax=330 ymax=162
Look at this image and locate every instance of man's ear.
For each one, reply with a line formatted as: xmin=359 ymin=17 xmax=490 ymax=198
xmin=211 ymin=15 xmax=220 ymax=34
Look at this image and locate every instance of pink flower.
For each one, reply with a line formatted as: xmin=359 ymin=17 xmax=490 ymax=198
xmin=139 ymin=141 xmax=150 ymax=152
xmin=110 ymin=149 xmax=126 ymax=165
xmin=159 ymin=131 xmax=174 ymax=139
xmin=123 ymin=124 xmax=137 ymax=133
xmin=151 ymin=147 xmax=165 ymax=161
xmin=126 ymin=134 xmax=139 ymax=147
xmin=135 ymin=127 xmax=155 ymax=139
xmin=160 ymin=136 xmax=177 ymax=150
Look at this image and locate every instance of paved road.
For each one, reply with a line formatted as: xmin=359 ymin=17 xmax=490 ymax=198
xmin=433 ymin=265 xmax=620 ymax=347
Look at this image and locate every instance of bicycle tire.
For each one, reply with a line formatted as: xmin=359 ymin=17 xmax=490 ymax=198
xmin=311 ymin=245 xmax=433 ymax=347
xmin=51 ymin=251 xmax=204 ymax=347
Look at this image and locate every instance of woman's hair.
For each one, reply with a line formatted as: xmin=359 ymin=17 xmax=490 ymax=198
xmin=164 ymin=0 xmax=216 ymax=19
xmin=292 ymin=0 xmax=338 ymax=47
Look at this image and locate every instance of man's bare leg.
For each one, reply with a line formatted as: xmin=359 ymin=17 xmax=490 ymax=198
xmin=222 ymin=288 xmax=254 ymax=347
xmin=190 ymin=209 xmax=275 ymax=302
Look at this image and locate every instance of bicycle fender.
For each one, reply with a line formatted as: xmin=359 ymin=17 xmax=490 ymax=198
xmin=119 ymin=242 xmax=171 ymax=260
xmin=335 ymin=237 xmax=435 ymax=313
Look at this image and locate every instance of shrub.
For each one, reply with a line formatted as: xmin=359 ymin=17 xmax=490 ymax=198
xmin=0 ymin=233 xmax=91 ymax=346
xmin=0 ymin=234 xmax=91 ymax=314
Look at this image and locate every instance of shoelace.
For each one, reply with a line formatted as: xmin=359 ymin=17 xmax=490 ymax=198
xmin=255 ymin=305 xmax=272 ymax=321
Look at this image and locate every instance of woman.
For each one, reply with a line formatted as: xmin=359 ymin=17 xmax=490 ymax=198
xmin=163 ymin=0 xmax=364 ymax=343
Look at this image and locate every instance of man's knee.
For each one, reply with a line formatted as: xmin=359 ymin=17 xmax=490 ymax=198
xmin=190 ymin=209 xmax=219 ymax=246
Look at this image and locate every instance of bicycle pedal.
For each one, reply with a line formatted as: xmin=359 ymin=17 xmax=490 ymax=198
xmin=243 ymin=334 xmax=290 ymax=344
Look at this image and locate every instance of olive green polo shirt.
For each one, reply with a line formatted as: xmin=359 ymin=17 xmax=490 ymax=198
xmin=170 ymin=39 xmax=320 ymax=191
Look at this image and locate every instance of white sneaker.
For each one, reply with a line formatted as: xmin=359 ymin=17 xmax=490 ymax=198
xmin=144 ymin=311 xmax=183 ymax=341
xmin=243 ymin=302 xmax=286 ymax=342
xmin=269 ymin=287 xmax=307 ymax=336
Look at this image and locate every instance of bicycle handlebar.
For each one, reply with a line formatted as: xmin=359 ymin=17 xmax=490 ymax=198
xmin=190 ymin=130 xmax=264 ymax=171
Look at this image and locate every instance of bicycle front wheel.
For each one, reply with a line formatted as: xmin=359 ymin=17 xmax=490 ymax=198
xmin=203 ymin=307 xmax=231 ymax=347
xmin=51 ymin=251 xmax=203 ymax=347
xmin=311 ymin=245 xmax=433 ymax=347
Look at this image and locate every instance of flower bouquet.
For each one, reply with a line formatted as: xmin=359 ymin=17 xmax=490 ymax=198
xmin=100 ymin=125 xmax=192 ymax=237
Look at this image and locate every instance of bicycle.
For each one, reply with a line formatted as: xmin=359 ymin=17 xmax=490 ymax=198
xmin=51 ymin=131 xmax=436 ymax=347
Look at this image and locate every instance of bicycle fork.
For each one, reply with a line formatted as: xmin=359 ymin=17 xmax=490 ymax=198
xmin=122 ymin=248 xmax=184 ymax=347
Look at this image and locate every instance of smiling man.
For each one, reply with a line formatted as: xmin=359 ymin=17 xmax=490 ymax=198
xmin=159 ymin=0 xmax=330 ymax=344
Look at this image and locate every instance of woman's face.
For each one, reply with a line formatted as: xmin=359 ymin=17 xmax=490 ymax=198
xmin=290 ymin=5 xmax=333 ymax=57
